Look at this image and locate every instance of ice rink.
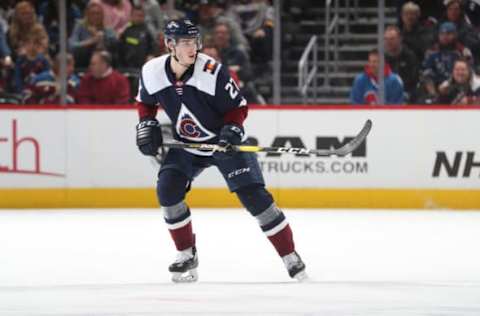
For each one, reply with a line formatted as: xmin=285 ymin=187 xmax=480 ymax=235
xmin=1 ymin=208 xmax=480 ymax=315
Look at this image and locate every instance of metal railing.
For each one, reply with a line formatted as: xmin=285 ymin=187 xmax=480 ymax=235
xmin=298 ymin=35 xmax=318 ymax=104
xmin=324 ymin=0 xmax=340 ymax=90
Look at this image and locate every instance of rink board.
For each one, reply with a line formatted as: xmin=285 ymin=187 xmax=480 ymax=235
xmin=0 ymin=105 xmax=479 ymax=209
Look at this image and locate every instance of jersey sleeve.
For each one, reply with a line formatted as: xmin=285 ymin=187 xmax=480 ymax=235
xmin=214 ymin=64 xmax=247 ymax=114
xmin=135 ymin=73 xmax=157 ymax=105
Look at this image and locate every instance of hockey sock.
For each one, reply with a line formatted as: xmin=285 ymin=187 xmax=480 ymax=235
xmin=162 ymin=201 xmax=194 ymax=251
xmin=256 ymin=203 xmax=295 ymax=257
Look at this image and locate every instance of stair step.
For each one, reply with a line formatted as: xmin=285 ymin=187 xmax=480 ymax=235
xmin=299 ymin=16 xmax=397 ymax=27
xmin=281 ymin=86 xmax=352 ymax=94
xmin=281 ymin=96 xmax=350 ymax=105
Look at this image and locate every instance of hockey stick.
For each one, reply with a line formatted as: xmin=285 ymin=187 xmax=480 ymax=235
xmin=161 ymin=119 xmax=372 ymax=157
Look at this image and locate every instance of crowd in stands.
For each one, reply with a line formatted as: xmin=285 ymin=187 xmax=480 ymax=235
xmin=0 ymin=0 xmax=274 ymax=105
xmin=351 ymin=0 xmax=480 ymax=105
xmin=1 ymin=0 xmax=478 ymax=106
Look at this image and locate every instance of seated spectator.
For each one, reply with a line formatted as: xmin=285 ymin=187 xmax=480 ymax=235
xmin=397 ymin=0 xmax=444 ymax=25
xmin=0 ymin=22 xmax=12 ymax=67
xmin=419 ymin=22 xmax=473 ymax=102
xmin=202 ymin=44 xmax=240 ymax=85
xmin=399 ymin=1 xmax=436 ymax=61
xmin=13 ymin=34 xmax=51 ymax=100
xmin=152 ymin=31 xmax=168 ymax=57
xmin=69 ymin=2 xmax=117 ymax=69
xmin=443 ymin=0 xmax=480 ymax=56
xmin=437 ymin=58 xmax=480 ymax=104
xmin=118 ymin=6 xmax=155 ymax=69
xmin=198 ymin=0 xmax=249 ymax=53
xmin=75 ymin=50 xmax=130 ymax=104
xmin=38 ymin=0 xmax=82 ymax=56
xmin=131 ymin=0 xmax=168 ymax=37
xmin=227 ymin=0 xmax=274 ymax=65
xmin=213 ymin=21 xmax=261 ymax=103
xmin=7 ymin=1 xmax=49 ymax=58
xmin=384 ymin=25 xmax=419 ymax=102
xmin=90 ymin=0 xmax=132 ymax=35
xmin=464 ymin=0 xmax=480 ymax=30
xmin=29 ymin=53 xmax=81 ymax=104
xmin=350 ymin=49 xmax=404 ymax=105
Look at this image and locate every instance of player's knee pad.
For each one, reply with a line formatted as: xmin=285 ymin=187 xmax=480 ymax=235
xmin=162 ymin=200 xmax=191 ymax=227
xmin=236 ymin=184 xmax=274 ymax=216
xmin=157 ymin=168 xmax=189 ymax=206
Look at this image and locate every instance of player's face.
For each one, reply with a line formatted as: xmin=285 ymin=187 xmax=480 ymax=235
xmin=174 ymin=38 xmax=199 ymax=65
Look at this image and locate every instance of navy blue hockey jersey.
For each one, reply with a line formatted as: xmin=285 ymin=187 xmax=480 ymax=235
xmin=136 ymin=53 xmax=247 ymax=155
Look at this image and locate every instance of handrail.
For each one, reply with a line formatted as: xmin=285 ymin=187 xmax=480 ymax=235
xmin=324 ymin=0 xmax=340 ymax=90
xmin=297 ymin=35 xmax=318 ymax=103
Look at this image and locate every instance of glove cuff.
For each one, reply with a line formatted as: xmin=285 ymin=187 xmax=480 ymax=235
xmin=223 ymin=124 xmax=244 ymax=140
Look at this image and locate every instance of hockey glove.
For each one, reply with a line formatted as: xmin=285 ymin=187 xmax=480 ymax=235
xmin=214 ymin=124 xmax=244 ymax=160
xmin=136 ymin=118 xmax=163 ymax=156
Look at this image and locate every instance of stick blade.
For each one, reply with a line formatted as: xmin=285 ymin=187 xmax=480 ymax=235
xmin=334 ymin=119 xmax=372 ymax=156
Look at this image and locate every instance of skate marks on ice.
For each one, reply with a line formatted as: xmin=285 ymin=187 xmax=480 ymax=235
xmin=1 ymin=281 xmax=480 ymax=316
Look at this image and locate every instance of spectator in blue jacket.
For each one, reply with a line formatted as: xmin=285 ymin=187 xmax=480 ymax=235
xmin=419 ymin=21 xmax=473 ymax=102
xmin=350 ymin=49 xmax=405 ymax=105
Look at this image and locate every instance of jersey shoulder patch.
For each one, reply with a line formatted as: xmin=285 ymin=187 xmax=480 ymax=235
xmin=186 ymin=53 xmax=221 ymax=96
xmin=141 ymin=54 xmax=171 ymax=95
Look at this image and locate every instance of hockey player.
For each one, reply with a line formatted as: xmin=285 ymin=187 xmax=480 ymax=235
xmin=135 ymin=19 xmax=307 ymax=283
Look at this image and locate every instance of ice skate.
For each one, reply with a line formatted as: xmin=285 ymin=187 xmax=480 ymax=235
xmin=283 ymin=251 xmax=308 ymax=282
xmin=169 ymin=246 xmax=198 ymax=283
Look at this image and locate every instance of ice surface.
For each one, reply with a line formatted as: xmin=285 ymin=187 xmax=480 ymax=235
xmin=1 ymin=209 xmax=480 ymax=315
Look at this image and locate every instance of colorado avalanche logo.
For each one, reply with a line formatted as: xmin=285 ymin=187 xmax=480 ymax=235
xmin=176 ymin=103 xmax=215 ymax=141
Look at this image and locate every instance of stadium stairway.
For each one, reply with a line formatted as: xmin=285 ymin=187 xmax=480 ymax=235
xmin=269 ymin=0 xmax=397 ymax=104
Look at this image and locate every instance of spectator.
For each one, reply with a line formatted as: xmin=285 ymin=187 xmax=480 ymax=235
xmin=437 ymin=58 xmax=480 ymax=104
xmin=198 ymin=0 xmax=249 ymax=53
xmin=350 ymin=49 xmax=404 ymax=105
xmin=464 ymin=0 xmax=480 ymax=30
xmin=29 ymin=53 xmax=81 ymax=104
xmin=227 ymin=0 xmax=274 ymax=65
xmin=118 ymin=6 xmax=155 ymax=68
xmin=76 ymin=50 xmax=130 ymax=104
xmin=213 ymin=21 xmax=261 ymax=103
xmin=396 ymin=0 xmax=444 ymax=25
xmin=152 ymin=31 xmax=168 ymax=57
xmin=90 ymin=0 xmax=132 ymax=35
xmin=419 ymin=22 xmax=473 ymax=102
xmin=7 ymin=1 xmax=49 ymax=58
xmin=202 ymin=44 xmax=240 ymax=85
xmin=131 ymin=0 xmax=168 ymax=37
xmin=38 ymin=0 xmax=82 ymax=56
xmin=13 ymin=33 xmax=51 ymax=102
xmin=384 ymin=25 xmax=419 ymax=102
xmin=69 ymin=2 xmax=117 ymax=69
xmin=399 ymin=1 xmax=436 ymax=61
xmin=0 ymin=22 xmax=11 ymax=67
xmin=443 ymin=0 xmax=480 ymax=54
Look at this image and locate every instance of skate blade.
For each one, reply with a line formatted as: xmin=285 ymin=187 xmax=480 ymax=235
xmin=293 ymin=270 xmax=309 ymax=282
xmin=171 ymin=268 xmax=198 ymax=283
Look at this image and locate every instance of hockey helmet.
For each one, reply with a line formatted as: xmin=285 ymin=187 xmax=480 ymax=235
xmin=164 ymin=19 xmax=202 ymax=50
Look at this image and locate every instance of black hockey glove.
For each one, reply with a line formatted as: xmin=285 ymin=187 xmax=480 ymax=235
xmin=136 ymin=118 xmax=163 ymax=156
xmin=214 ymin=124 xmax=244 ymax=160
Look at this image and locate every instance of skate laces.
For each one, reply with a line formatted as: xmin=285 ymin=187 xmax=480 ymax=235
xmin=283 ymin=252 xmax=301 ymax=269
xmin=174 ymin=248 xmax=194 ymax=263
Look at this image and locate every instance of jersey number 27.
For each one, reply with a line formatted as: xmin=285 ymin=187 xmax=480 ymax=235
xmin=224 ymin=78 xmax=240 ymax=99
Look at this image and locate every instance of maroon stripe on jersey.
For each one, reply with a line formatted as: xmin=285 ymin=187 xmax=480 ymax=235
xmin=223 ymin=106 xmax=248 ymax=126
xmin=136 ymin=101 xmax=158 ymax=119
xmin=267 ymin=224 xmax=295 ymax=257
xmin=169 ymin=222 xmax=195 ymax=251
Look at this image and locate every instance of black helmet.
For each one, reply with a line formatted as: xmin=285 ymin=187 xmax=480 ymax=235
xmin=164 ymin=19 xmax=202 ymax=49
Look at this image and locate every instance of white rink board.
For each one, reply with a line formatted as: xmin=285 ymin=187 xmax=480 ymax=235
xmin=0 ymin=108 xmax=479 ymax=189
